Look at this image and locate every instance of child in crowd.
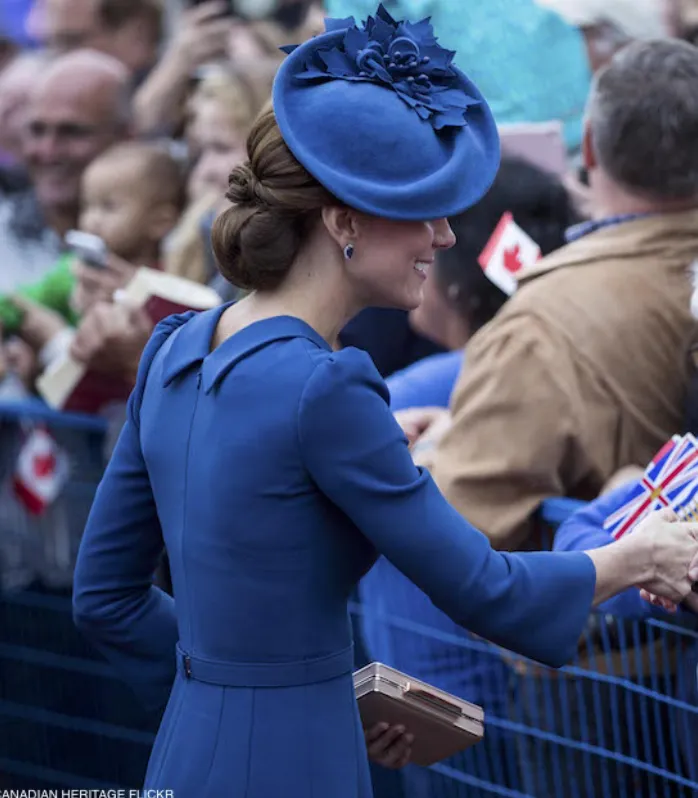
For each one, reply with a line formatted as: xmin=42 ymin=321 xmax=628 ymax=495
xmin=0 ymin=141 xmax=186 ymax=384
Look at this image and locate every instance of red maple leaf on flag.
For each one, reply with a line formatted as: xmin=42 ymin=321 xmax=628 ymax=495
xmin=33 ymin=452 xmax=56 ymax=478
xmin=503 ymin=245 xmax=523 ymax=273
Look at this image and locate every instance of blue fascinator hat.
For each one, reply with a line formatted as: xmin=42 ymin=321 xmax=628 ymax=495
xmin=272 ymin=4 xmax=500 ymax=221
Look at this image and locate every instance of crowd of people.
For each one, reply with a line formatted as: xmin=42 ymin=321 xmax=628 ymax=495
xmin=3 ymin=0 xmax=698 ymax=796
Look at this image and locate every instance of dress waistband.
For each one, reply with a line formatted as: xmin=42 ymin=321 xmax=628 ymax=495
xmin=175 ymin=642 xmax=355 ymax=687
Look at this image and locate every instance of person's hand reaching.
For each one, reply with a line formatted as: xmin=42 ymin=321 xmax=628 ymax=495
xmin=11 ymin=295 xmax=69 ymax=351
xmin=394 ymin=407 xmax=449 ymax=448
xmin=166 ymin=1 xmax=233 ymax=76
xmin=70 ymin=300 xmax=153 ymax=387
xmin=71 ymin=253 xmax=139 ymax=316
xmin=4 ymin=337 xmax=39 ymax=389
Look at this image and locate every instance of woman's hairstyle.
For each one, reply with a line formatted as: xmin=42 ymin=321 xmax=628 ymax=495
xmin=211 ymin=106 xmax=335 ymax=291
xmin=437 ymin=157 xmax=578 ymax=333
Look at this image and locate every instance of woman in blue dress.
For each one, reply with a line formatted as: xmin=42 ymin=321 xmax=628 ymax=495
xmin=72 ymin=6 xmax=698 ymax=797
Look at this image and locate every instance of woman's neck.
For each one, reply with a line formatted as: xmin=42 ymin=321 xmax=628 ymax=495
xmin=244 ymin=278 xmax=360 ymax=345
xmin=217 ymin=246 xmax=363 ymax=347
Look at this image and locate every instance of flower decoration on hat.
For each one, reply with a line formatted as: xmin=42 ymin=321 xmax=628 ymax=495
xmin=281 ymin=4 xmax=479 ymax=132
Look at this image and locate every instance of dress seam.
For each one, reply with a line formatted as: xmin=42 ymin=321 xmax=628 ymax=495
xmin=201 ymin=686 xmax=226 ymax=792
xmin=243 ymin=688 xmax=256 ymax=798
xmin=180 ymin=376 xmax=201 ymax=650
xmin=295 ymin=344 xmax=331 ymax=482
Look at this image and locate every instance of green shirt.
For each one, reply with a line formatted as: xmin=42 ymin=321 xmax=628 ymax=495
xmin=0 ymin=252 xmax=79 ymax=334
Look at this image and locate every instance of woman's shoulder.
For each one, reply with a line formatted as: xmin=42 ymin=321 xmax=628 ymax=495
xmin=297 ymin=345 xmax=390 ymax=426
xmin=303 ymin=344 xmax=385 ymax=390
xmin=143 ymin=311 xmax=200 ymax=372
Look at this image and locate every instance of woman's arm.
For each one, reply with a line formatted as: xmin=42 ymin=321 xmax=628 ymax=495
xmin=554 ymin=483 xmax=649 ymax=616
xmin=132 ymin=2 xmax=231 ymax=136
xmin=73 ymin=313 xmax=194 ymax=713
xmin=298 ymin=351 xmax=698 ymax=668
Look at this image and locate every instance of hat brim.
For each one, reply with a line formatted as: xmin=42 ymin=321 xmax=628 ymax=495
xmin=273 ymin=28 xmax=501 ymax=221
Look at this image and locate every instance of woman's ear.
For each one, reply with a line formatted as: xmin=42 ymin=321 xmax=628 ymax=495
xmin=321 ymin=205 xmax=361 ymax=250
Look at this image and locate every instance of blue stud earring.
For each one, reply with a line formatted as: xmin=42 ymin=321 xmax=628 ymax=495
xmin=343 ymin=243 xmax=354 ymax=260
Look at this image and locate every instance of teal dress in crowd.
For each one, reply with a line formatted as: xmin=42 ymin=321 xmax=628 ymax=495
xmin=325 ymin=0 xmax=592 ymax=150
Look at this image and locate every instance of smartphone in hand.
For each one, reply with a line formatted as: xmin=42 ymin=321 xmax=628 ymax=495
xmin=65 ymin=230 xmax=109 ymax=270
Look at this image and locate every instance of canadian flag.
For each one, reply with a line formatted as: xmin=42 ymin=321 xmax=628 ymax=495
xmin=13 ymin=426 xmax=69 ymax=515
xmin=477 ymin=212 xmax=542 ymax=296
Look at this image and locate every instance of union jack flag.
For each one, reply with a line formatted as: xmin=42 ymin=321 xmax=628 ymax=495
xmin=603 ymin=434 xmax=698 ymax=539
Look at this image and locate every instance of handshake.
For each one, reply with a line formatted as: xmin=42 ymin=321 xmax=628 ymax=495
xmin=393 ymin=409 xmax=698 ymax=613
xmin=624 ymin=507 xmax=698 ymax=615
xmin=602 ymin=433 xmax=698 ymax=613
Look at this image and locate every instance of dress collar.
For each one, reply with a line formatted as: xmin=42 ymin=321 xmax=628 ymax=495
xmin=161 ymin=305 xmax=332 ymax=393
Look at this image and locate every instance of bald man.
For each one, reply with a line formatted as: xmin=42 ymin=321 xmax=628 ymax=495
xmin=0 ymin=49 xmax=131 ymax=292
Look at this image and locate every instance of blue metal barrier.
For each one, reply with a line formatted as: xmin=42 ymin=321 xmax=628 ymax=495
xmin=0 ymin=399 xmax=695 ymax=796
xmin=0 ymin=400 xmax=156 ymax=791
xmin=355 ymin=498 xmax=698 ymax=798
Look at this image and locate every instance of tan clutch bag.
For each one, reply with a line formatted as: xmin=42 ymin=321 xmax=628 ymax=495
xmin=354 ymin=662 xmax=484 ymax=766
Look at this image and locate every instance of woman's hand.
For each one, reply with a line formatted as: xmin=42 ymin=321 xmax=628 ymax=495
xmin=631 ymin=508 xmax=698 ymax=602
xmin=588 ymin=508 xmax=698 ymax=608
xmin=364 ymin=723 xmax=414 ymax=769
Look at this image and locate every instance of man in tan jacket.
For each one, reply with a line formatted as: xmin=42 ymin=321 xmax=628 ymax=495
xmin=427 ymin=38 xmax=698 ymax=551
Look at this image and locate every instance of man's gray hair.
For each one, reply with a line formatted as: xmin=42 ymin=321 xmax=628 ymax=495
xmin=588 ymin=39 xmax=698 ymax=201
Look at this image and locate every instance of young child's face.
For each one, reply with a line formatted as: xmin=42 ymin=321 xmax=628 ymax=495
xmin=79 ymin=156 xmax=157 ymax=263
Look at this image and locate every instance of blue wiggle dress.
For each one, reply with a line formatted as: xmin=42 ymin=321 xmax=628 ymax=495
xmin=73 ymin=305 xmax=596 ymax=797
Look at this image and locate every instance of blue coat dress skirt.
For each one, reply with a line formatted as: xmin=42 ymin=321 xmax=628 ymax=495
xmin=72 ymin=305 xmax=597 ymax=797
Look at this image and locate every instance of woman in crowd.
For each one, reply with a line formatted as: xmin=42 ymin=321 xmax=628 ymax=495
xmin=72 ymin=7 xmax=698 ymax=797
xmin=165 ymin=64 xmax=275 ymax=298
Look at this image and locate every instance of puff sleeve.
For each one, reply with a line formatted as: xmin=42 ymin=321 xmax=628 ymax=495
xmin=73 ymin=312 xmax=195 ymax=713
xmin=298 ymin=349 xmax=596 ymax=668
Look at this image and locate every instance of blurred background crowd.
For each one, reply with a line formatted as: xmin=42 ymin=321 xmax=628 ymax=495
xmin=2 ymin=0 xmax=698 ymax=796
